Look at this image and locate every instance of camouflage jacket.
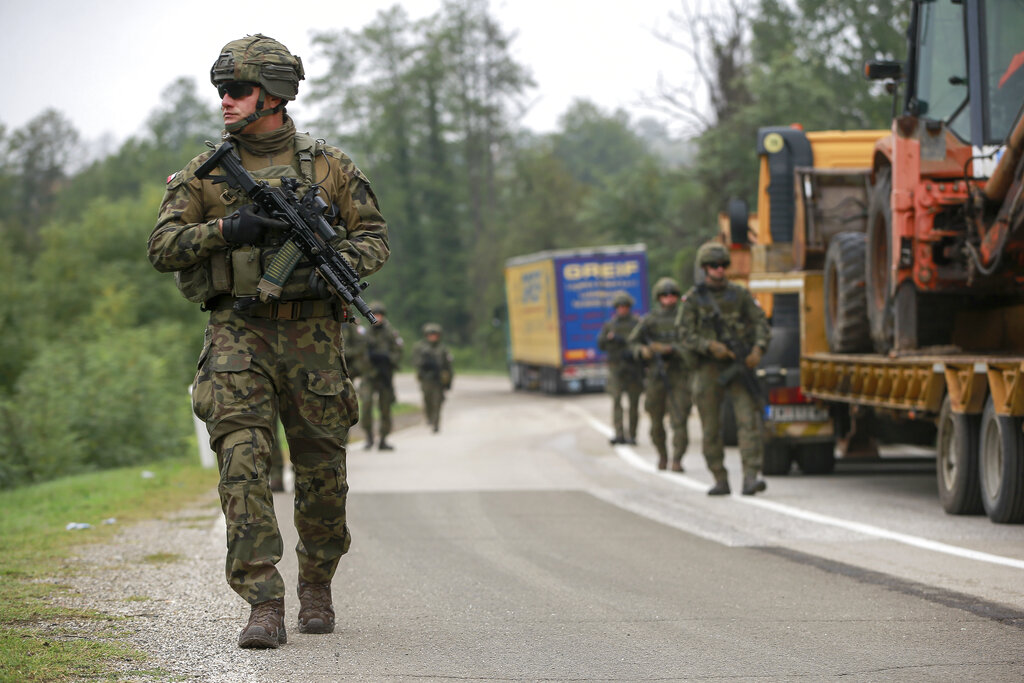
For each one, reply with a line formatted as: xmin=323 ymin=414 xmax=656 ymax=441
xmin=676 ymin=282 xmax=770 ymax=359
xmin=412 ymin=340 xmax=453 ymax=386
xmin=597 ymin=313 xmax=641 ymax=368
xmin=147 ymin=118 xmax=389 ymax=304
xmin=365 ymin=319 xmax=403 ymax=383
xmin=627 ymin=302 xmax=691 ymax=371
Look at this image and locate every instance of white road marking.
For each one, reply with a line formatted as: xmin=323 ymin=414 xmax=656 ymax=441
xmin=565 ymin=403 xmax=1024 ymax=571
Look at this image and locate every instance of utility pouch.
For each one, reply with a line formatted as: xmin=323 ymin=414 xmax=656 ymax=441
xmin=231 ymin=246 xmax=263 ymax=298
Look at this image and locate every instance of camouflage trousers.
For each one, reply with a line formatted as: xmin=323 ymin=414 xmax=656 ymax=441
xmin=606 ymin=365 xmax=643 ymax=440
xmin=359 ymin=378 xmax=395 ymax=442
xmin=643 ymin=363 xmax=693 ymax=463
xmin=191 ymin=309 xmax=358 ymax=605
xmin=419 ymin=380 xmax=445 ymax=430
xmin=693 ymin=362 xmax=764 ymax=477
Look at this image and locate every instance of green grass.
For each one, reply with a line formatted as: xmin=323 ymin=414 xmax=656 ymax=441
xmin=0 ymin=456 xmax=215 ymax=682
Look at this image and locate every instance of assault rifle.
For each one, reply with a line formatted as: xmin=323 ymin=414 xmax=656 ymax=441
xmin=695 ymin=284 xmax=763 ymax=408
xmin=194 ymin=141 xmax=377 ymax=324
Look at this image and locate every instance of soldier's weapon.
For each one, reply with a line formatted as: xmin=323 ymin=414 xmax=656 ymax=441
xmin=369 ymin=350 xmax=394 ymax=387
xmin=695 ymin=285 xmax=764 ymax=408
xmin=194 ymin=141 xmax=376 ymax=324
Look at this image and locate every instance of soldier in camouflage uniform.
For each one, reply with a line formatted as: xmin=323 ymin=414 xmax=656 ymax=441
xmin=147 ymin=35 xmax=389 ymax=649
xmin=411 ymin=323 xmax=454 ymax=433
xmin=627 ymin=278 xmax=694 ymax=471
xmin=677 ymin=242 xmax=770 ymax=496
xmin=597 ymin=292 xmax=644 ymax=445
xmin=359 ymin=301 xmax=403 ymax=450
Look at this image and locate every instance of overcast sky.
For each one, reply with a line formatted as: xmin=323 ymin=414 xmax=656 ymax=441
xmin=1 ymin=0 xmax=694 ymax=145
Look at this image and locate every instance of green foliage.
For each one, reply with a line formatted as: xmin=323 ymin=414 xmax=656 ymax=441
xmin=0 ymin=322 xmax=194 ymax=489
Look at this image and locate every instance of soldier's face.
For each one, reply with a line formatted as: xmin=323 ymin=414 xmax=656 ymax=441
xmin=427 ymin=333 xmax=441 ymax=342
xmin=704 ymin=263 xmax=728 ymax=286
xmin=221 ymin=83 xmax=282 ymax=132
xmin=615 ymin=304 xmax=631 ymax=316
xmin=658 ymin=293 xmax=679 ymax=308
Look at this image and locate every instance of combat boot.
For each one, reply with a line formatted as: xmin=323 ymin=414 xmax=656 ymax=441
xmin=707 ymin=475 xmax=731 ymax=496
xmin=362 ymin=438 xmax=374 ymax=451
xmin=238 ymin=597 xmax=286 ymax=649
xmin=742 ymin=474 xmax=767 ymax=495
xmin=378 ymin=440 xmax=394 ymax=451
xmin=670 ymin=458 xmax=684 ymax=473
xmin=297 ymin=581 xmax=335 ymax=634
xmin=609 ymin=434 xmax=626 ymax=445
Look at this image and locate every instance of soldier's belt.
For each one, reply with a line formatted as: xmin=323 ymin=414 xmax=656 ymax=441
xmin=207 ymin=296 xmax=346 ymax=321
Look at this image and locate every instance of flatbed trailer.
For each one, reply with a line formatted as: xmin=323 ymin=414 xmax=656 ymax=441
xmin=749 ymin=269 xmax=1024 ymax=523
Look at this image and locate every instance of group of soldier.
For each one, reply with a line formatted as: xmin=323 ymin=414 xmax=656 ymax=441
xmin=345 ymin=302 xmax=455 ymax=450
xmin=148 ymin=31 xmax=764 ymax=650
xmin=598 ymin=242 xmax=771 ymax=497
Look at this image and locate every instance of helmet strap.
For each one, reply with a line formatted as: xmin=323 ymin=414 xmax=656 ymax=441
xmin=224 ymin=89 xmax=285 ymax=133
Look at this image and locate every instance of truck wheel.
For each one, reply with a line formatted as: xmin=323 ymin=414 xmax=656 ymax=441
xmin=797 ymin=442 xmax=836 ymax=474
xmin=510 ymin=363 xmax=524 ymax=391
xmin=979 ymin=397 xmax=1024 ymax=523
xmin=824 ymin=232 xmax=871 ymax=352
xmin=866 ymin=168 xmax=894 ymax=354
xmin=936 ymin=395 xmax=983 ymax=515
xmin=763 ymin=440 xmax=792 ymax=476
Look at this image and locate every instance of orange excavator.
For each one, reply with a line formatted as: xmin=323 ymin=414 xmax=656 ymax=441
xmin=860 ymin=0 xmax=1024 ymax=354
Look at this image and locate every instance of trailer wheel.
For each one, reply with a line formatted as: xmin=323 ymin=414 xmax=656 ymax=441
xmin=866 ymin=168 xmax=894 ymax=354
xmin=763 ymin=440 xmax=792 ymax=476
xmin=979 ymin=397 xmax=1024 ymax=523
xmin=936 ymin=396 xmax=983 ymax=515
xmin=824 ymin=232 xmax=871 ymax=353
xmin=797 ymin=442 xmax=836 ymax=474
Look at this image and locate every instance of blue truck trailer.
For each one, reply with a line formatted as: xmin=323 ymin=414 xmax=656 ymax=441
xmin=504 ymin=244 xmax=649 ymax=394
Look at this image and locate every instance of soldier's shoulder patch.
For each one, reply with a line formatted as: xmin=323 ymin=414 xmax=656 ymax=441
xmin=166 ymin=171 xmax=178 ymax=184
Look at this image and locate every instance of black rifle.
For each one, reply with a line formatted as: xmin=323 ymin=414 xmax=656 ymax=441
xmin=194 ymin=141 xmax=376 ymax=324
xmin=695 ymin=284 xmax=763 ymax=407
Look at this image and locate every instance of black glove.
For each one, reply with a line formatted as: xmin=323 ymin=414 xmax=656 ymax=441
xmin=307 ymin=269 xmax=332 ymax=299
xmin=221 ymin=205 xmax=287 ymax=245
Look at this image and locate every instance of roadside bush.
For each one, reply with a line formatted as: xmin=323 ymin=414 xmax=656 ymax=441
xmin=0 ymin=322 xmax=196 ymax=489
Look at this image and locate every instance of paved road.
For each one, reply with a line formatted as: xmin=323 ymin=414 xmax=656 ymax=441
xmin=80 ymin=373 xmax=1024 ymax=681
xmin=258 ymin=373 xmax=1024 ymax=680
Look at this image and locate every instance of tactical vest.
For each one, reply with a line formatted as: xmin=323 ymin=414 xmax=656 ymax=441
xmin=174 ymin=133 xmax=326 ymax=305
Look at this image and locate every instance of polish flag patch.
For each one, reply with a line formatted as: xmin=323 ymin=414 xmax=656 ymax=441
xmin=166 ymin=171 xmax=177 ymax=184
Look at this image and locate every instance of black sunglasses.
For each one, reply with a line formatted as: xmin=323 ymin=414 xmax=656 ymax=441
xmin=706 ymin=261 xmax=729 ymax=269
xmin=217 ymin=82 xmax=257 ymax=99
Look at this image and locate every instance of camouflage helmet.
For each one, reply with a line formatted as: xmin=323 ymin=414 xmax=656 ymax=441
xmin=422 ymin=322 xmax=442 ymax=336
xmin=369 ymin=301 xmax=387 ymax=315
xmin=697 ymin=241 xmax=731 ymax=267
xmin=652 ymin=277 xmax=682 ymax=297
xmin=211 ymin=34 xmax=305 ymax=100
xmin=612 ymin=292 xmax=635 ymax=308
xmin=211 ymin=34 xmax=305 ymax=133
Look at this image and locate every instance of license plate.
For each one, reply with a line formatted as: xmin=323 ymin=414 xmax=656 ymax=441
xmin=765 ymin=405 xmax=830 ymax=422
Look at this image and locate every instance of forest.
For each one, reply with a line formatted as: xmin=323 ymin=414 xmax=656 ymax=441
xmin=0 ymin=0 xmax=906 ymax=488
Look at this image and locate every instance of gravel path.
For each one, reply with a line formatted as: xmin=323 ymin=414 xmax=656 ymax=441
xmin=50 ymin=489 xmax=283 ymax=682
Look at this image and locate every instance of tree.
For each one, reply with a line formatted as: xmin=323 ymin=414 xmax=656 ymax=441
xmin=552 ymin=101 xmax=650 ymax=186
xmin=0 ymin=109 xmax=82 ymax=250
